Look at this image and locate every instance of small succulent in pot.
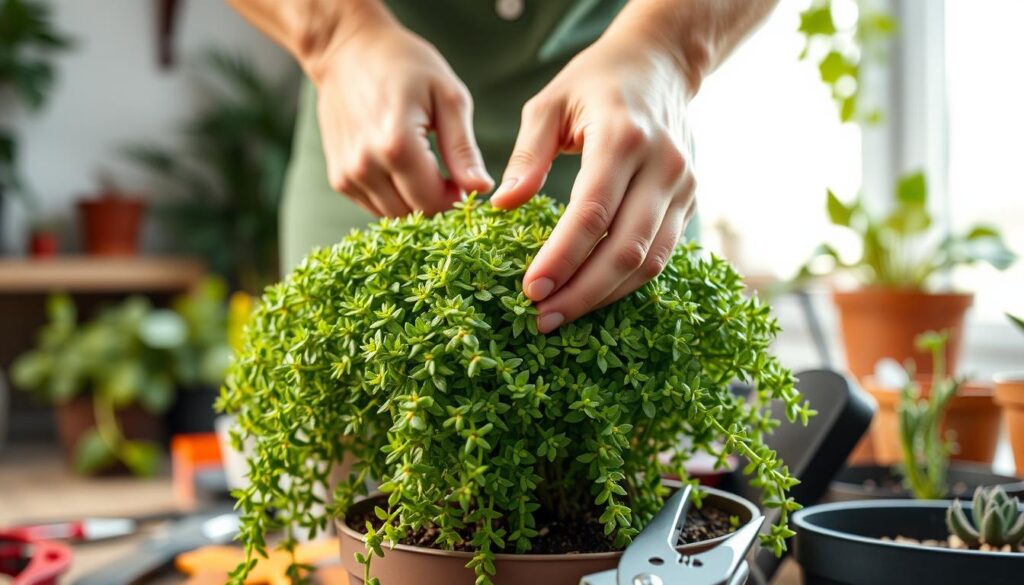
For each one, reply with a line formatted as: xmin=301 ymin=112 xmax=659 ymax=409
xmin=946 ymin=486 xmax=1024 ymax=550
xmin=220 ymin=196 xmax=812 ymax=584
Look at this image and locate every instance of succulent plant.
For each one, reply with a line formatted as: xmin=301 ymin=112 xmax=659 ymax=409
xmin=946 ymin=486 xmax=1024 ymax=549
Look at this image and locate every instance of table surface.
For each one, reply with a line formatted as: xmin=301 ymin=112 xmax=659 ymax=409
xmin=0 ymin=444 xmax=802 ymax=584
xmin=0 ymin=257 xmax=205 ymax=293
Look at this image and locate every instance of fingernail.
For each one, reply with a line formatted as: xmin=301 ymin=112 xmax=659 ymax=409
xmin=468 ymin=166 xmax=494 ymax=186
xmin=492 ymin=178 xmax=517 ymax=199
xmin=527 ymin=278 xmax=554 ymax=301
xmin=537 ymin=312 xmax=564 ymax=333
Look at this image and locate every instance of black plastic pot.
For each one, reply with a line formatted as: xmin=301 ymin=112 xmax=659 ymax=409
xmin=827 ymin=464 xmax=1024 ymax=501
xmin=794 ymin=499 xmax=1024 ymax=584
xmin=165 ymin=385 xmax=220 ymax=437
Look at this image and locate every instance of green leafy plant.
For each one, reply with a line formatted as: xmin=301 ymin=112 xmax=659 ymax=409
xmin=947 ymin=486 xmax=1024 ymax=550
xmin=1009 ymin=314 xmax=1024 ymax=335
xmin=126 ymin=51 xmax=297 ymax=293
xmin=797 ymin=0 xmax=895 ymax=123
xmin=797 ymin=172 xmax=1016 ymax=288
xmin=12 ymin=282 xmax=232 ymax=475
xmin=219 ymin=196 xmax=812 ymax=585
xmin=897 ymin=330 xmax=960 ymax=500
xmin=0 ymin=0 xmax=72 ymax=205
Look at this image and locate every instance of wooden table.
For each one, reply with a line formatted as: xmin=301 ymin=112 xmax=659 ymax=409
xmin=0 ymin=257 xmax=205 ymax=293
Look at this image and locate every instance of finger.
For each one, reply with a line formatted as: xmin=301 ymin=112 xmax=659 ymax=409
xmin=378 ymin=123 xmax=454 ymax=215
xmin=355 ymin=164 xmax=412 ymax=218
xmin=521 ymin=125 xmax=641 ymax=302
xmin=597 ymin=197 xmax=691 ymax=308
xmin=432 ymin=85 xmax=494 ymax=194
xmin=534 ymin=161 xmax=670 ymax=333
xmin=490 ymin=97 xmax=563 ymax=210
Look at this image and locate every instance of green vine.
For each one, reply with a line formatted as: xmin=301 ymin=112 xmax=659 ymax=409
xmin=220 ymin=196 xmax=811 ymax=584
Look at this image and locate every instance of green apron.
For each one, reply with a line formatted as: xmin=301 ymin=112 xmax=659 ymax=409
xmin=281 ymin=0 xmax=626 ymax=272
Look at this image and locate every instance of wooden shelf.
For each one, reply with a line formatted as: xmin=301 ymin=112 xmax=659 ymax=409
xmin=0 ymin=256 xmax=206 ymax=293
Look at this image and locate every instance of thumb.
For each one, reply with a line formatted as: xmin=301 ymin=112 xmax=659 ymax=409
xmin=490 ymin=98 xmax=561 ymax=210
xmin=434 ymin=87 xmax=494 ymax=195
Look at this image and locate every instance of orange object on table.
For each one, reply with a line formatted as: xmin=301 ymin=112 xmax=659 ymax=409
xmin=176 ymin=538 xmax=343 ymax=585
xmin=171 ymin=433 xmax=224 ymax=509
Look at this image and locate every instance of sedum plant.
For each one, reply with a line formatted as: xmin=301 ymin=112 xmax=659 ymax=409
xmin=897 ymin=331 xmax=959 ymax=500
xmin=219 ymin=196 xmax=811 ymax=585
xmin=946 ymin=486 xmax=1024 ymax=549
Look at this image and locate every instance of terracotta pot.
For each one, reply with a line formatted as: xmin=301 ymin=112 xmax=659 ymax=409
xmin=77 ymin=193 xmax=145 ymax=256
xmin=53 ymin=395 xmax=163 ymax=472
xmin=862 ymin=376 xmax=1000 ymax=465
xmin=29 ymin=231 xmax=59 ymax=258
xmin=338 ymin=486 xmax=759 ymax=585
xmin=833 ymin=288 xmax=973 ymax=380
xmin=995 ymin=374 xmax=1024 ymax=476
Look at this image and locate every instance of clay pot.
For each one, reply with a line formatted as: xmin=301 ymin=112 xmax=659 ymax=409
xmin=833 ymin=289 xmax=973 ymax=380
xmin=77 ymin=192 xmax=145 ymax=256
xmin=29 ymin=230 xmax=59 ymax=258
xmin=862 ymin=376 xmax=1000 ymax=465
xmin=53 ymin=395 xmax=163 ymax=472
xmin=338 ymin=486 xmax=759 ymax=585
xmin=995 ymin=374 xmax=1024 ymax=476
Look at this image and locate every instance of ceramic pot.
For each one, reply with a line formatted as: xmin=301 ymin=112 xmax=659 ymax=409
xmin=29 ymin=231 xmax=59 ymax=258
xmin=337 ymin=486 xmax=759 ymax=585
xmin=794 ymin=499 xmax=1024 ymax=584
xmin=78 ymin=193 xmax=145 ymax=256
xmin=862 ymin=376 xmax=1001 ymax=464
xmin=827 ymin=464 xmax=1024 ymax=502
xmin=832 ymin=289 xmax=973 ymax=380
xmin=995 ymin=374 xmax=1024 ymax=476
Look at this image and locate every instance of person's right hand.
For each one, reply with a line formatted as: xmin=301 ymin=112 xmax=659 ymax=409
xmin=306 ymin=7 xmax=493 ymax=217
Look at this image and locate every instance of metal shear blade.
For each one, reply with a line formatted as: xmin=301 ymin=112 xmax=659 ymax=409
xmin=580 ymin=485 xmax=765 ymax=585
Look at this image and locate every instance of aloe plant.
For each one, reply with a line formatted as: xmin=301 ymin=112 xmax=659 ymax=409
xmin=946 ymin=486 xmax=1024 ymax=549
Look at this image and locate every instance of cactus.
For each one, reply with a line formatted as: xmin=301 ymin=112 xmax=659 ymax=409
xmin=946 ymin=486 xmax=1024 ymax=549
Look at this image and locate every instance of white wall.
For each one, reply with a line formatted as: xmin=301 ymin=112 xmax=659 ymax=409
xmin=1 ymin=0 xmax=297 ymax=252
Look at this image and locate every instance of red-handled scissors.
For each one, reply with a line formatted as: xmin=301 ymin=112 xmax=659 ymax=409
xmin=0 ymin=531 xmax=72 ymax=585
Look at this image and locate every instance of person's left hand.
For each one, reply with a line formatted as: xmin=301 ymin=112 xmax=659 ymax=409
xmin=490 ymin=26 xmax=697 ymax=334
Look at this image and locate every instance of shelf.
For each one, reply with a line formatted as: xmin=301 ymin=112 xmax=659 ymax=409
xmin=0 ymin=256 xmax=206 ymax=293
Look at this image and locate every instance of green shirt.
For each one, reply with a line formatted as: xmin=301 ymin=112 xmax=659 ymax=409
xmin=281 ymin=0 xmax=625 ymax=271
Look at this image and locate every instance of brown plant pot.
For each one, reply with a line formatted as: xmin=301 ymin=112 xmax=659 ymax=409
xmin=862 ymin=375 xmax=1001 ymax=465
xmin=338 ymin=486 xmax=759 ymax=585
xmin=833 ymin=288 xmax=973 ymax=381
xmin=29 ymin=230 xmax=59 ymax=258
xmin=77 ymin=194 xmax=145 ymax=256
xmin=53 ymin=395 xmax=163 ymax=472
xmin=995 ymin=374 xmax=1024 ymax=476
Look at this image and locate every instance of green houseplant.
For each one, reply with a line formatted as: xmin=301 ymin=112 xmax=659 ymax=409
xmin=126 ymin=51 xmax=297 ymax=293
xmin=220 ymin=196 xmax=812 ymax=584
xmin=797 ymin=171 xmax=1015 ymax=381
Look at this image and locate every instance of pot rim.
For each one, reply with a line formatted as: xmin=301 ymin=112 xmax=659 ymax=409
xmin=831 ymin=287 xmax=974 ymax=299
xmin=336 ymin=485 xmax=759 ymax=561
xmin=794 ymin=499 xmax=1024 ymax=558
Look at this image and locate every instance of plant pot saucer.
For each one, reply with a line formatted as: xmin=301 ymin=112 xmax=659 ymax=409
xmin=827 ymin=464 xmax=1024 ymax=502
xmin=337 ymin=486 xmax=759 ymax=585
xmin=794 ymin=499 xmax=1024 ymax=585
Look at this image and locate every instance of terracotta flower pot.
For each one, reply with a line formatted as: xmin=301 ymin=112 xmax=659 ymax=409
xmin=862 ymin=376 xmax=1001 ymax=465
xmin=77 ymin=193 xmax=145 ymax=256
xmin=833 ymin=288 xmax=973 ymax=381
xmin=338 ymin=486 xmax=759 ymax=585
xmin=29 ymin=230 xmax=59 ymax=258
xmin=53 ymin=395 xmax=163 ymax=472
xmin=995 ymin=374 xmax=1024 ymax=476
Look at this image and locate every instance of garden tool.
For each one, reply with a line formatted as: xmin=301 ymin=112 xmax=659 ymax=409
xmin=0 ymin=530 xmax=72 ymax=585
xmin=580 ymin=484 xmax=765 ymax=585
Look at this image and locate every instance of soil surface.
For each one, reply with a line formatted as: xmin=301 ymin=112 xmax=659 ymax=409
xmin=346 ymin=500 xmax=737 ymax=555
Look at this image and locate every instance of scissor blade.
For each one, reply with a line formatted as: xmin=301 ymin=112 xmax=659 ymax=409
xmin=615 ymin=484 xmax=692 ymax=585
xmin=686 ymin=515 xmax=765 ymax=585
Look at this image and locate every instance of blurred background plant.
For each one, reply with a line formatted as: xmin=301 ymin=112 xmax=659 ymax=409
xmin=0 ymin=0 xmax=72 ymax=224
xmin=11 ymin=279 xmax=235 ymax=476
xmin=125 ymin=51 xmax=297 ymax=293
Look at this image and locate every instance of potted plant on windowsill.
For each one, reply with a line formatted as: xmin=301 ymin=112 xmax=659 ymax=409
xmin=219 ymin=196 xmax=813 ymax=585
xmin=995 ymin=314 xmax=1024 ymax=476
xmin=796 ymin=172 xmax=1015 ymax=382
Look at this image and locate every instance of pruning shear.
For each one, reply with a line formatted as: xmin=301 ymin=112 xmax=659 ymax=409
xmin=580 ymin=485 xmax=765 ymax=585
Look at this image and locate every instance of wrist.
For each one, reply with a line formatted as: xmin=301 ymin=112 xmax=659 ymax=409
xmin=298 ymin=0 xmax=397 ymax=84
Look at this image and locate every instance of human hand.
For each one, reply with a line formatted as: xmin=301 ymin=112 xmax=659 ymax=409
xmin=307 ymin=7 xmax=493 ymax=217
xmin=490 ymin=27 xmax=697 ymax=333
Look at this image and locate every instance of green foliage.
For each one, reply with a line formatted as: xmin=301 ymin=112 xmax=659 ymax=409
xmin=947 ymin=486 xmax=1024 ymax=549
xmin=220 ymin=196 xmax=811 ymax=584
xmin=12 ymin=281 xmax=232 ymax=475
xmin=797 ymin=0 xmax=895 ymax=123
xmin=1009 ymin=314 xmax=1024 ymax=335
xmin=897 ymin=331 xmax=959 ymax=500
xmin=126 ymin=51 xmax=298 ymax=293
xmin=0 ymin=0 xmax=72 ymax=205
xmin=797 ymin=172 xmax=1016 ymax=289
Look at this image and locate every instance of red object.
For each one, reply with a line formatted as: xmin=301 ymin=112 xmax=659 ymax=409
xmin=28 ymin=232 xmax=59 ymax=258
xmin=77 ymin=192 xmax=146 ymax=256
xmin=0 ymin=532 xmax=72 ymax=585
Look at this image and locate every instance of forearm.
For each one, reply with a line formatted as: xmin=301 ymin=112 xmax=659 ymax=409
xmin=606 ymin=0 xmax=779 ymax=95
xmin=226 ymin=0 xmax=395 ymax=78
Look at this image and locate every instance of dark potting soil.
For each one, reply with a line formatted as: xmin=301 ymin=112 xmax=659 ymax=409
xmin=345 ymin=501 xmax=736 ymax=555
